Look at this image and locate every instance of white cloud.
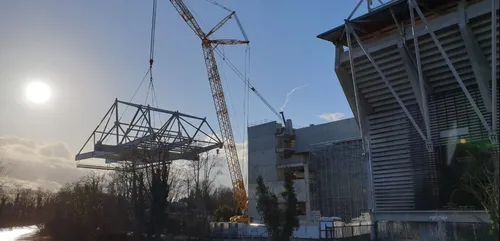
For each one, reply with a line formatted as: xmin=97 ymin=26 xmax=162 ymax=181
xmin=0 ymin=136 xmax=89 ymax=190
xmin=319 ymin=112 xmax=345 ymax=122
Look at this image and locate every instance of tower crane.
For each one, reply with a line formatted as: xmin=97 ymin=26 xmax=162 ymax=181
xmin=170 ymin=0 xmax=251 ymax=222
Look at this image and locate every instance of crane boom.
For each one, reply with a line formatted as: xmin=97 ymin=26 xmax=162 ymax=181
xmin=170 ymin=0 xmax=249 ymax=213
xmin=203 ymin=43 xmax=247 ymax=211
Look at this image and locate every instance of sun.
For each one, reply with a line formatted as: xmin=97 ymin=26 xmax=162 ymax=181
xmin=25 ymin=81 xmax=52 ymax=104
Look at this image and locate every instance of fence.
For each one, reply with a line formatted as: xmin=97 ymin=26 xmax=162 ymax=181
xmin=375 ymin=221 xmax=496 ymax=241
xmin=208 ymin=224 xmax=372 ymax=241
xmin=323 ymin=224 xmax=372 ymax=241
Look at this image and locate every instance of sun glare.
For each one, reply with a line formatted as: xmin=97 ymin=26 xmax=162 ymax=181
xmin=25 ymin=81 xmax=52 ymax=104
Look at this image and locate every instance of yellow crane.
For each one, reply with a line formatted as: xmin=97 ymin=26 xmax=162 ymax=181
xmin=170 ymin=0 xmax=250 ymax=222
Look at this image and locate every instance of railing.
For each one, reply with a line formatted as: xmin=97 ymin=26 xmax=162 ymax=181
xmin=323 ymin=224 xmax=372 ymax=240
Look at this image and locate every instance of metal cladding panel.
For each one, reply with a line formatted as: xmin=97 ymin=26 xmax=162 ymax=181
xmin=327 ymin=0 xmax=499 ymax=220
xmin=338 ymin=9 xmax=498 ymax=211
xmin=339 ymin=45 xmax=416 ymax=211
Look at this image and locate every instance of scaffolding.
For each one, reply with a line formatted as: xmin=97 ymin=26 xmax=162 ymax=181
xmin=309 ymin=138 xmax=368 ymax=223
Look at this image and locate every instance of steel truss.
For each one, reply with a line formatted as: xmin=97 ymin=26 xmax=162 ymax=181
xmin=344 ymin=0 xmax=499 ymax=149
xmin=75 ymin=99 xmax=223 ymax=170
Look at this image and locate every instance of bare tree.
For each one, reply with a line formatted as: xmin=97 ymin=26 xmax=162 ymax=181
xmin=460 ymin=144 xmax=499 ymax=236
xmin=187 ymin=153 xmax=222 ymax=216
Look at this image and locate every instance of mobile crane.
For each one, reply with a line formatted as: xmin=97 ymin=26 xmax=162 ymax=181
xmin=169 ymin=0 xmax=250 ymax=223
xmin=170 ymin=0 xmax=285 ymax=223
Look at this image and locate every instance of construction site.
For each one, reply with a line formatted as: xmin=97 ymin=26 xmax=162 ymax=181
xmin=70 ymin=0 xmax=498 ymax=240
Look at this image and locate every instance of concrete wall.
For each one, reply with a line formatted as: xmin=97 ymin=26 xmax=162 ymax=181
xmin=247 ymin=121 xmax=281 ymax=222
xmin=295 ymin=118 xmax=360 ymax=153
xmin=247 ymin=118 xmax=361 ymax=223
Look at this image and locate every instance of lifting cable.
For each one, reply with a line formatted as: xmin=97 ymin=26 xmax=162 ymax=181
xmin=146 ymin=0 xmax=162 ymax=127
xmin=147 ymin=0 xmax=159 ymax=107
xmin=120 ymin=0 xmax=158 ymax=123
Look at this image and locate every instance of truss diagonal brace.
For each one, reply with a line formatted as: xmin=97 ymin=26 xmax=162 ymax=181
xmin=345 ymin=21 xmax=429 ymax=147
xmin=397 ymin=43 xmax=429 ymax=134
xmin=408 ymin=0 xmax=432 ymax=150
xmin=345 ymin=24 xmax=366 ymax=153
xmin=410 ymin=0 xmax=494 ymax=139
xmin=457 ymin=0 xmax=493 ymax=113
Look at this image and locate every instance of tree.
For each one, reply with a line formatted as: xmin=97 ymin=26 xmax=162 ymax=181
xmin=255 ymin=169 xmax=299 ymax=241
xmin=214 ymin=205 xmax=236 ymax=222
xmin=212 ymin=186 xmax=235 ymax=209
xmin=187 ymin=153 xmax=222 ymax=216
xmin=459 ymin=142 xmax=499 ymax=236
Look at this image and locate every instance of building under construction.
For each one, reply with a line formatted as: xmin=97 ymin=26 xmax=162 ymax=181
xmin=317 ymin=0 xmax=498 ymax=234
xmin=247 ymin=118 xmax=370 ymax=224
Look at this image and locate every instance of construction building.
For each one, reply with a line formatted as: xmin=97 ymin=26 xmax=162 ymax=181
xmin=317 ymin=0 xmax=498 ymax=239
xmin=247 ymin=118 xmax=370 ymax=224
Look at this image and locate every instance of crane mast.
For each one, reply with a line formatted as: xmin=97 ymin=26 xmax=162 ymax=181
xmin=170 ymin=0 xmax=249 ymax=213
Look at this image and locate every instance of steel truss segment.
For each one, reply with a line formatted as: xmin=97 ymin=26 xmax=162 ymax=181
xmin=409 ymin=0 xmax=493 ymax=136
xmin=345 ymin=24 xmax=366 ymax=153
xmin=458 ymin=0 xmax=493 ymax=113
xmin=75 ymin=99 xmax=223 ymax=163
xmin=345 ymin=21 xmax=428 ymax=144
xmin=408 ymin=0 xmax=433 ymax=150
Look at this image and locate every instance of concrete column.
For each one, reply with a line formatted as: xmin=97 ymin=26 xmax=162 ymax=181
xmin=304 ymin=163 xmax=311 ymax=222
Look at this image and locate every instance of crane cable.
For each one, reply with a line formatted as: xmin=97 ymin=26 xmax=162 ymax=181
xmin=214 ymin=47 xmax=282 ymax=121
xmin=204 ymin=0 xmax=231 ymax=12
xmin=120 ymin=0 xmax=159 ymax=124
xmin=147 ymin=0 xmax=162 ymax=127
xmin=242 ymin=45 xmax=250 ymax=186
xmin=147 ymin=0 xmax=159 ymax=107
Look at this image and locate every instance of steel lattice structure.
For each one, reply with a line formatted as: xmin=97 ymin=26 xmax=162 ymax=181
xmin=75 ymin=99 xmax=223 ymax=170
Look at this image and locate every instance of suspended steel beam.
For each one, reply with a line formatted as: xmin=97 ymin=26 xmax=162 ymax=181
xmin=410 ymin=0 xmax=494 ymax=140
xmin=458 ymin=0 xmax=493 ymax=113
xmin=345 ymin=21 xmax=428 ymax=146
xmin=408 ymin=0 xmax=432 ymax=150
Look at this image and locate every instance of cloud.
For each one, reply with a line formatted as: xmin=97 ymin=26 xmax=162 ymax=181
xmin=280 ymin=84 xmax=309 ymax=111
xmin=319 ymin=112 xmax=345 ymax=122
xmin=0 ymin=136 xmax=89 ymax=190
xmin=0 ymin=135 xmax=246 ymax=192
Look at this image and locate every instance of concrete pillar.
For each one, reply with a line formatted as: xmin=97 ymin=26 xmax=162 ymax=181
xmin=304 ymin=163 xmax=311 ymax=222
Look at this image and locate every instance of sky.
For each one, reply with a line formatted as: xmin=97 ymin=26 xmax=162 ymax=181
xmin=0 ymin=0 xmax=370 ymax=190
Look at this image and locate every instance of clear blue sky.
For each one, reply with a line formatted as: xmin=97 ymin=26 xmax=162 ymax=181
xmin=0 ymin=1 xmax=369 ymax=187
